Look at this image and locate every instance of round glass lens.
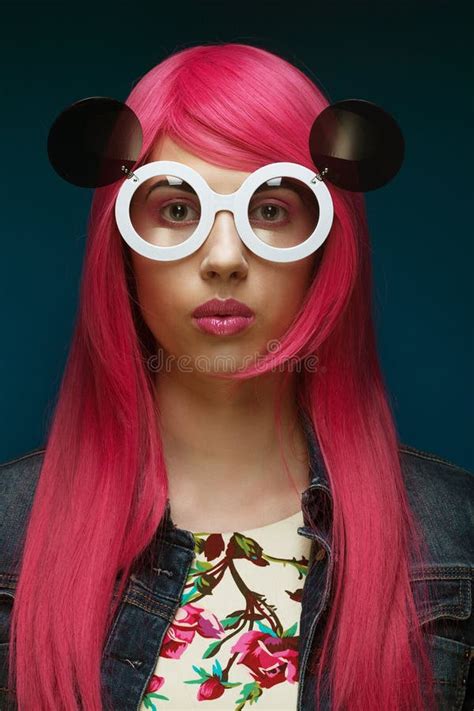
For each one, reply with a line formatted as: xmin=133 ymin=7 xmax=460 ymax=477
xmin=130 ymin=173 xmax=201 ymax=246
xmin=247 ymin=177 xmax=319 ymax=248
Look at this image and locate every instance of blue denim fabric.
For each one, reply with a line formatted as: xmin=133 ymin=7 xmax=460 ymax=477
xmin=0 ymin=413 xmax=472 ymax=710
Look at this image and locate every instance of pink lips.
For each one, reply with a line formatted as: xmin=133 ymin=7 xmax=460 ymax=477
xmin=193 ymin=315 xmax=255 ymax=336
xmin=193 ymin=297 xmax=254 ymax=318
xmin=192 ymin=297 xmax=255 ymax=336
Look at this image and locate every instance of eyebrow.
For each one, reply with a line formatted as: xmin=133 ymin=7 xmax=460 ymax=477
xmin=146 ymin=179 xmax=195 ymax=199
xmin=145 ymin=177 xmax=301 ymax=200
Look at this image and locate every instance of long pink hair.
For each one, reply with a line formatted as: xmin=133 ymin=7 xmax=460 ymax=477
xmin=8 ymin=42 xmax=437 ymax=710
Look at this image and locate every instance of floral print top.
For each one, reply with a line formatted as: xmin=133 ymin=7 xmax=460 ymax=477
xmin=139 ymin=508 xmax=313 ymax=710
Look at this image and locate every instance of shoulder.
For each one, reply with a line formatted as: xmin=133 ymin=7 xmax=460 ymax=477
xmin=397 ymin=445 xmax=473 ymax=706
xmin=398 ymin=441 xmax=473 ymax=502
xmin=397 ymin=442 xmax=473 ymax=567
xmin=0 ymin=446 xmax=46 ymax=500
xmin=0 ymin=447 xmax=46 ymax=573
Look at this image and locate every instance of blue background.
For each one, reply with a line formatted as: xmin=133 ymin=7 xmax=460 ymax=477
xmin=1 ymin=1 xmax=472 ymax=470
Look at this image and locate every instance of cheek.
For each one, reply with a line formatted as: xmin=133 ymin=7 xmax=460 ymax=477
xmin=281 ymin=256 xmax=319 ymax=300
xmin=130 ymin=255 xmax=194 ymax=334
xmin=130 ymin=256 xmax=169 ymax=322
xmin=262 ymin=264 xmax=313 ymax=323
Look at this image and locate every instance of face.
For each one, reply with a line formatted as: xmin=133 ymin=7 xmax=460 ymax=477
xmin=128 ymin=135 xmax=324 ymax=376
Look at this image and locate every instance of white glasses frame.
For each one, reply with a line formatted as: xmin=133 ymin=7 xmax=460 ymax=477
xmin=115 ymin=160 xmax=334 ymax=263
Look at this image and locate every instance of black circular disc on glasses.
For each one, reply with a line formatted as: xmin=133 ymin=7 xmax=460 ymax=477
xmin=47 ymin=96 xmax=143 ymax=188
xmin=309 ymin=99 xmax=405 ymax=191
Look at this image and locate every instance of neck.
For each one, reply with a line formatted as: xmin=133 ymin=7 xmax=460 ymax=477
xmin=154 ymin=368 xmax=310 ymax=500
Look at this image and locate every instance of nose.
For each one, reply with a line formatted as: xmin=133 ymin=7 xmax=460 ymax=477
xmin=200 ymin=209 xmax=249 ymax=278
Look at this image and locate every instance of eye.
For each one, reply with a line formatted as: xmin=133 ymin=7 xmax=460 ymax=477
xmin=160 ymin=201 xmax=200 ymax=223
xmin=249 ymin=203 xmax=289 ymax=223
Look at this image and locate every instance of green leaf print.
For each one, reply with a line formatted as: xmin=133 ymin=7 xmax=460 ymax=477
xmin=213 ymin=658 xmax=223 ymax=677
xmin=184 ymin=661 xmax=242 ymax=689
xmin=193 ymin=559 xmax=214 ymax=572
xmin=193 ymin=664 xmax=210 ymax=679
xmin=220 ymin=614 xmax=243 ymax=629
xmin=255 ymin=620 xmax=278 ymax=637
xmin=142 ymin=691 xmax=169 ymax=709
xmin=193 ymin=536 xmax=206 ymax=554
xmin=202 ymin=639 xmax=223 ymax=659
xmin=282 ymin=621 xmax=298 ymax=637
xmin=235 ymin=681 xmax=263 ymax=709
xmin=232 ymin=533 xmax=263 ymax=560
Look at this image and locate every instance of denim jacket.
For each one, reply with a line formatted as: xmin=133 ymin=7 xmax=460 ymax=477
xmin=1 ymin=416 xmax=473 ymax=710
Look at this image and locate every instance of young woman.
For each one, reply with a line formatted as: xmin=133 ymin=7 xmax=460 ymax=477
xmin=1 ymin=43 xmax=472 ymax=711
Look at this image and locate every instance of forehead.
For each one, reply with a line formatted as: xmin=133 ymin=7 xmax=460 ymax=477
xmin=148 ymin=134 xmax=252 ymax=194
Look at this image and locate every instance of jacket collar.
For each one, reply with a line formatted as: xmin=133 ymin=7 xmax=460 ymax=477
xmin=299 ymin=407 xmax=331 ymax=491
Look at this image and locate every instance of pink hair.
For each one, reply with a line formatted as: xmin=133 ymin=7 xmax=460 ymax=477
xmin=8 ymin=42 xmax=437 ymax=710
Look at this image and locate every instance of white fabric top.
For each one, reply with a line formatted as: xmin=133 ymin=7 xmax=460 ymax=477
xmin=138 ymin=507 xmax=312 ymax=709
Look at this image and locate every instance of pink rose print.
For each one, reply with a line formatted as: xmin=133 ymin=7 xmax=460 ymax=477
xmin=231 ymin=630 xmax=299 ymax=688
xmin=160 ymin=603 xmax=225 ymax=659
xmin=144 ymin=673 xmax=165 ymax=694
xmin=197 ymin=677 xmax=226 ymax=701
xmin=196 ymin=609 xmax=226 ymax=639
xmin=143 ymin=673 xmax=170 ymax=707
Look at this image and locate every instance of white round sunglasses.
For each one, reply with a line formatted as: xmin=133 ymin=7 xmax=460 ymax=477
xmin=47 ymin=95 xmax=405 ymax=263
xmin=115 ymin=159 xmax=334 ymax=263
